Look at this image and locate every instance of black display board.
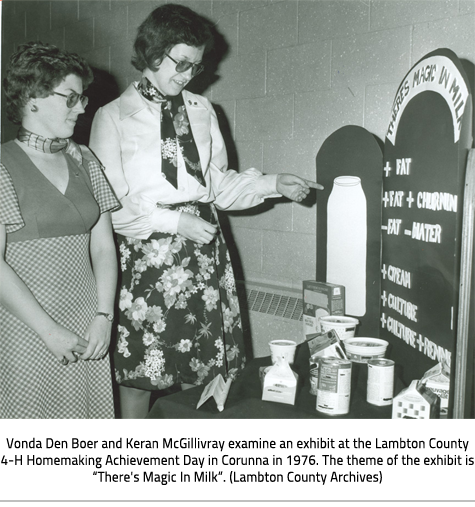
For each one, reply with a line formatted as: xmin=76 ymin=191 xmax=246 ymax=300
xmin=381 ymin=49 xmax=472 ymax=387
xmin=316 ymin=126 xmax=383 ymax=338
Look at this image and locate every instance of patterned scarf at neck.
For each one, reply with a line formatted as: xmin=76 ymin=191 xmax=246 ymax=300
xmin=136 ymin=76 xmax=206 ymax=189
xmin=17 ymin=127 xmax=83 ymax=165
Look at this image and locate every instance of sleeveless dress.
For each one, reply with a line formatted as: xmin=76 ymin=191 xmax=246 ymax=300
xmin=0 ymin=141 xmax=119 ymax=418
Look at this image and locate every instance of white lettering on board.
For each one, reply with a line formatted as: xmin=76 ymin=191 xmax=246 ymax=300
xmin=416 ymin=191 xmax=457 ymax=212
xmin=381 ymin=312 xmax=452 ymax=361
xmin=382 ymin=190 xmax=405 ymax=208
xmin=386 ymin=55 xmax=469 ymax=144
xmin=387 ymin=219 xmax=402 ymax=235
xmin=387 ymin=265 xmax=412 ymax=288
xmin=417 ymin=334 xmax=452 ymax=363
xmin=396 ymin=158 xmax=412 ymax=175
xmin=411 ymin=222 xmax=442 ymax=243
xmin=387 ymin=293 xmax=418 ymax=322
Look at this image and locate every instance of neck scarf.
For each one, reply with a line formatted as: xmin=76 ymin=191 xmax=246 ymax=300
xmin=136 ymin=76 xmax=206 ymax=189
xmin=17 ymin=127 xmax=83 ymax=165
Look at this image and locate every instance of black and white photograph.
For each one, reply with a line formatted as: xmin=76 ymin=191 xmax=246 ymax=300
xmin=1 ymin=0 xmax=474 ymax=503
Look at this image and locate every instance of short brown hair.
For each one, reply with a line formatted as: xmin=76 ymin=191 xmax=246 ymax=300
xmin=132 ymin=4 xmax=213 ymax=72
xmin=3 ymin=41 xmax=93 ymax=125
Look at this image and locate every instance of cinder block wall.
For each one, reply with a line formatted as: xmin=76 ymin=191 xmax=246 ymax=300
xmin=2 ymin=0 xmax=474 ymax=291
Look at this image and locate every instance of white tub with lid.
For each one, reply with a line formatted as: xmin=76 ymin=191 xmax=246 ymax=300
xmin=343 ymin=337 xmax=388 ymax=363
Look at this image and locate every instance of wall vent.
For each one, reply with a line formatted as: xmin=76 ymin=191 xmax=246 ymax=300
xmin=236 ymin=281 xmax=303 ymax=321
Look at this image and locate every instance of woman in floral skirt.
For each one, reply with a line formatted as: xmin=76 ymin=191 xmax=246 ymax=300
xmin=89 ymin=4 xmax=322 ymax=418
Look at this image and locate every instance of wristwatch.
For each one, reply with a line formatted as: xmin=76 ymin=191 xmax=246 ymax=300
xmin=96 ymin=312 xmax=114 ymax=322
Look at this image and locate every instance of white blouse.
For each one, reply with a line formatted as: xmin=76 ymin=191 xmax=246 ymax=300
xmin=89 ymin=83 xmax=280 ymax=240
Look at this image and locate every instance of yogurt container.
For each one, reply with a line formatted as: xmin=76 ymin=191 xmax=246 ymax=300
xmin=344 ymin=337 xmax=388 ymax=363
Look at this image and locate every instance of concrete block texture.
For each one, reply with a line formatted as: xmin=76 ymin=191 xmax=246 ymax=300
xmin=25 ymin=1 xmax=51 ymax=41
xmin=236 ymin=94 xmax=294 ymax=141
xmin=46 ymin=27 xmax=66 ymax=51
xmin=233 ymin=140 xmax=263 ymax=173
xmin=212 ymin=51 xmax=266 ymax=101
xmin=227 ymin=226 xmax=263 ymax=275
xmin=65 ymin=18 xmax=94 ymax=54
xmin=51 ymin=1 xmax=78 ymax=31
xmin=298 ymin=0 xmax=370 ymax=44
xmin=262 ymin=230 xmax=316 ymax=283
xmin=110 ymin=39 xmax=136 ymax=81
xmin=228 ymin=201 xmax=293 ymax=236
xmin=459 ymin=0 xmax=475 ymax=14
xmin=370 ymin=0 xmax=459 ymax=31
xmin=3 ymin=1 xmax=26 ymax=48
xmin=263 ymin=137 xmax=321 ymax=180
xmin=82 ymin=46 xmax=110 ymax=72
xmin=412 ymin=13 xmax=475 ymax=63
xmin=332 ymin=26 xmax=412 ymax=88
xmin=78 ymin=0 xmax=111 ymax=21
xmin=126 ymin=1 xmax=155 ymax=39
xmin=294 ymin=87 xmax=364 ymax=144
xmin=238 ymin=1 xmax=298 ymax=55
xmin=267 ymin=40 xmax=332 ymax=96
xmin=212 ymin=0 xmax=268 ymax=20
xmin=292 ymin=200 xmax=317 ymax=236
xmin=93 ymin=3 xmax=127 ymax=49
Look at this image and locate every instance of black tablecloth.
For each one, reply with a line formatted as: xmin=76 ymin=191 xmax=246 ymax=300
xmin=147 ymin=343 xmax=403 ymax=419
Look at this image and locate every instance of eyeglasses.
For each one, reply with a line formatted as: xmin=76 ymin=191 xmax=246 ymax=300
xmin=52 ymin=91 xmax=89 ymax=109
xmin=165 ymin=54 xmax=204 ymax=77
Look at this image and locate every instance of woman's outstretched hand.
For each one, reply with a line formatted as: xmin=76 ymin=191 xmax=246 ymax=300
xmin=276 ymin=174 xmax=323 ymax=202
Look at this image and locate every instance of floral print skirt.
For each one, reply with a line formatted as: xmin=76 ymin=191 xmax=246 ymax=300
xmin=115 ymin=202 xmax=246 ymax=391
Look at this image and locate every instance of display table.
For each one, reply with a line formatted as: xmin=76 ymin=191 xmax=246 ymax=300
xmin=147 ymin=344 xmax=404 ymax=419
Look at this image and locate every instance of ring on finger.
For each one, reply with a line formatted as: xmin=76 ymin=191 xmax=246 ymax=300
xmin=60 ymin=357 xmax=68 ymax=365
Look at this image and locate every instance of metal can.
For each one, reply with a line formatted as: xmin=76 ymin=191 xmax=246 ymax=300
xmin=316 ymin=358 xmax=352 ymax=415
xmin=309 ymin=355 xmax=320 ymax=395
xmin=310 ymin=358 xmax=320 ymax=396
xmin=367 ymin=358 xmax=394 ymax=406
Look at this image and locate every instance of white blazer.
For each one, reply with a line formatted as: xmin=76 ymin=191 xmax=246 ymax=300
xmin=89 ymin=83 xmax=278 ymax=239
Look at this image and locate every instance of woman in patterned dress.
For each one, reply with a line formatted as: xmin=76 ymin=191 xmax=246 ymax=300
xmin=89 ymin=4 xmax=322 ymax=418
xmin=0 ymin=42 xmax=119 ymax=418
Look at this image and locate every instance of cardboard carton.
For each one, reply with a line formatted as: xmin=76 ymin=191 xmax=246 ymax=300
xmin=392 ymin=380 xmax=440 ymax=419
xmin=420 ymin=361 xmax=450 ymax=418
xmin=262 ymin=359 xmax=298 ymax=405
xmin=303 ymin=281 xmax=345 ymax=339
xmin=306 ymin=329 xmax=347 ymax=359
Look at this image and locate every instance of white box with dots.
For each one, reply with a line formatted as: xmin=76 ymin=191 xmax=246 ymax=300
xmin=392 ymin=380 xmax=440 ymax=419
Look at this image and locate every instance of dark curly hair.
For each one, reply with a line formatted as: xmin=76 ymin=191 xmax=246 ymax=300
xmin=3 ymin=41 xmax=93 ymax=125
xmin=132 ymin=4 xmax=214 ymax=72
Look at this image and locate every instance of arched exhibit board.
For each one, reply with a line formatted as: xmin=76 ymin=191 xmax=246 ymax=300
xmin=380 ymin=49 xmax=473 ymax=401
xmin=316 ymin=126 xmax=383 ymax=338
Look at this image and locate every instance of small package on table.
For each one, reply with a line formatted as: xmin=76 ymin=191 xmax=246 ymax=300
xmin=303 ymin=280 xmax=345 ymax=338
xmin=261 ymin=359 xmax=298 ymax=406
xmin=392 ymin=380 xmax=440 ymax=419
xmin=420 ymin=360 xmax=450 ymax=418
xmin=306 ymin=329 xmax=347 ymax=359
